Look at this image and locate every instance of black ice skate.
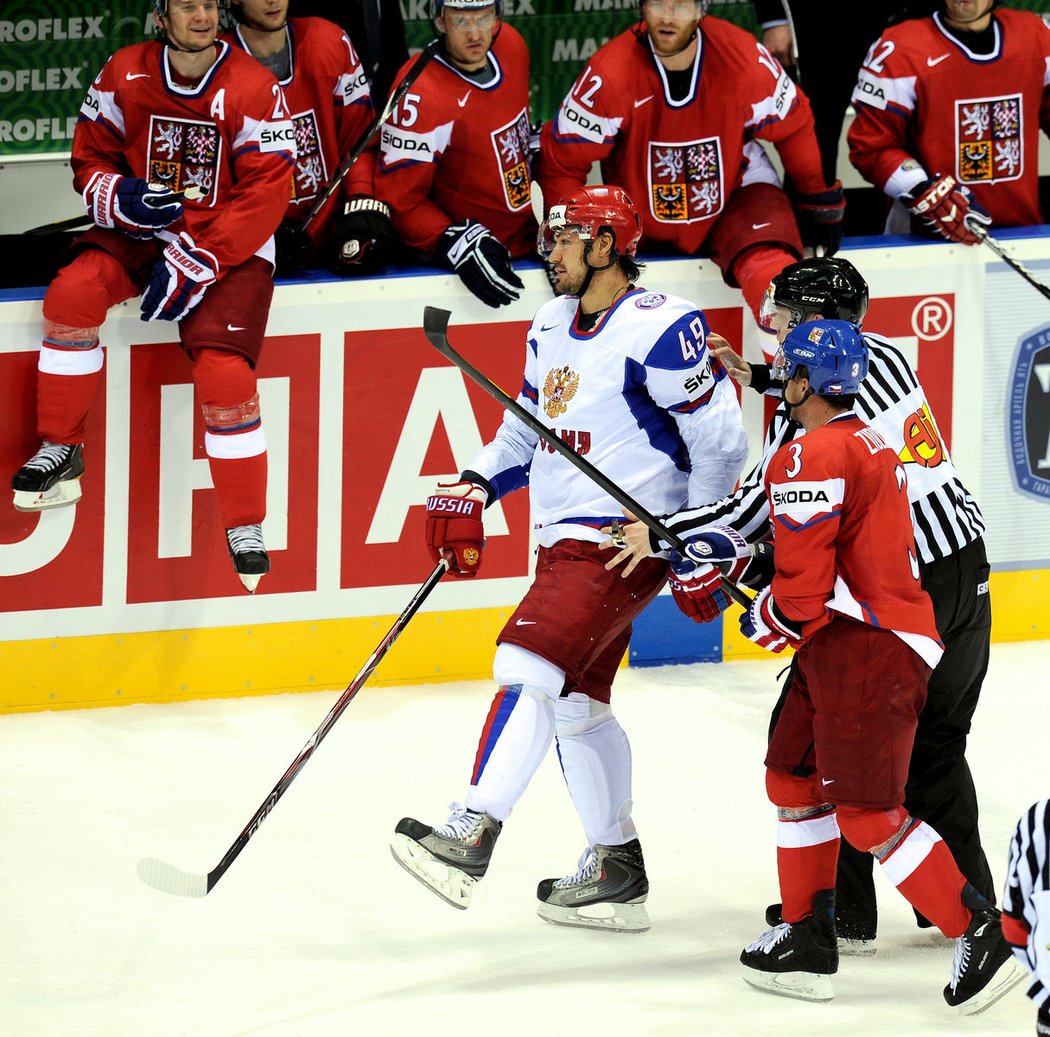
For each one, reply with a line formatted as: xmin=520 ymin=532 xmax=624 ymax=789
xmin=765 ymin=899 xmax=876 ymax=956
xmin=225 ymin=523 xmax=269 ymax=594
xmin=536 ymin=839 xmax=650 ymax=933
xmin=390 ymin=804 xmax=501 ymax=910
xmin=11 ymin=442 xmax=84 ymax=512
xmin=742 ymin=890 xmax=839 ymax=1002
xmin=944 ymin=884 xmax=1026 ymax=1015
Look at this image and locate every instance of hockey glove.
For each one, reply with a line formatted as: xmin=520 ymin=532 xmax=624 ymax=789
xmin=333 ymin=196 xmax=395 ymax=276
xmin=84 ymin=172 xmax=184 ymax=239
xmin=667 ymin=561 xmax=730 ymax=624
xmin=439 ymin=219 xmax=524 ymax=308
xmin=794 ymin=180 xmax=845 ymax=256
xmin=740 ymin=586 xmax=802 ymax=653
xmin=737 ymin=540 xmax=775 ymax=591
xmin=903 ymin=173 xmax=991 ymax=246
xmin=528 ymin=120 xmax=543 ymax=174
xmin=140 ymin=232 xmax=218 ymax=323
xmin=274 ymin=218 xmax=315 ymax=273
xmin=676 ymin=524 xmax=752 ymax=578
xmin=425 ymin=479 xmax=489 ymax=578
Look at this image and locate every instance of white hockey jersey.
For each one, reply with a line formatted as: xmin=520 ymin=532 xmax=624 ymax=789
xmin=466 ymin=287 xmax=749 ymax=548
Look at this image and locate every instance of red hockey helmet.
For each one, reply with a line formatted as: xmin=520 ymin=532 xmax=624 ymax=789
xmin=538 ymin=185 xmax=643 ymax=260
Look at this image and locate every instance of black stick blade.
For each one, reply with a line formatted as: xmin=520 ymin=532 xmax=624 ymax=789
xmin=423 ymin=306 xmax=453 ymax=349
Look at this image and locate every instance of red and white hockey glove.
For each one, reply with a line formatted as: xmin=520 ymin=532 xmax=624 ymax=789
xmin=739 ymin=586 xmax=802 ymax=654
xmin=903 ymin=174 xmax=991 ymax=246
xmin=140 ymin=232 xmax=218 ymax=323
xmin=667 ymin=561 xmax=730 ymax=624
xmin=84 ymin=172 xmax=184 ymax=239
xmin=425 ymin=480 xmax=488 ymax=578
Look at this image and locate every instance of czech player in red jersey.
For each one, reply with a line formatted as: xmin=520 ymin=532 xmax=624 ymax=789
xmin=9 ymin=0 xmax=296 ymax=593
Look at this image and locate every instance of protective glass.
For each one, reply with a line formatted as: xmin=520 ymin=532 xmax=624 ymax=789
xmin=644 ymin=0 xmax=702 ymax=17
xmin=757 ymin=283 xmax=780 ymax=336
xmin=445 ymin=10 xmax=497 ymax=30
xmin=771 ymin=345 xmax=795 ymax=382
xmin=537 ymin=222 xmax=584 ymax=259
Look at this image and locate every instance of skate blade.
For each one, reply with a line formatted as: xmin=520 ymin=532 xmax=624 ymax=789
xmin=537 ymin=897 xmax=650 ymax=933
xmin=839 ymin=937 xmax=876 ymax=956
xmin=742 ymin=966 xmax=834 ymax=1002
xmin=953 ymin=958 xmax=1026 ymax=1016
xmin=238 ymin=571 xmax=264 ymax=594
xmin=12 ymin=479 xmax=81 ymax=512
xmin=390 ymin=834 xmax=477 ymax=910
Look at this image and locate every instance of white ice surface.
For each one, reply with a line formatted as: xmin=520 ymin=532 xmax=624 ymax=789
xmin=2 ymin=641 xmax=1047 ymax=1037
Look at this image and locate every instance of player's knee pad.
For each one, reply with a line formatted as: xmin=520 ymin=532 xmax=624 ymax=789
xmin=43 ymin=249 xmax=130 ymax=328
xmin=192 ymin=348 xmax=258 ymax=409
xmin=554 ymin=691 xmax=613 ymax=736
xmin=766 ymin=767 xmax=826 ymax=811
xmin=493 ymin=642 xmax=565 ymax=700
xmin=836 ymin=804 xmax=911 ymax=856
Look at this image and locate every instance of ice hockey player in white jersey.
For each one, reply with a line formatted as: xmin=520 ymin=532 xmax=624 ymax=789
xmin=390 ymin=185 xmax=748 ymax=931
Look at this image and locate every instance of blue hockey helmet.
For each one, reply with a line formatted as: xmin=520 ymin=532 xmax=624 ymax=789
xmin=774 ymin=320 xmax=869 ymax=397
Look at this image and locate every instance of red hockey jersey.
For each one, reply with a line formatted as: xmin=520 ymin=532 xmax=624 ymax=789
xmin=374 ymin=25 xmax=536 ymax=259
xmin=765 ymin=412 xmax=942 ymax=666
xmin=848 ymin=9 xmax=1050 ymax=226
xmin=536 ymin=17 xmax=826 ymax=254
xmin=73 ymin=40 xmax=295 ymax=270
xmin=225 ymin=17 xmax=376 ymax=240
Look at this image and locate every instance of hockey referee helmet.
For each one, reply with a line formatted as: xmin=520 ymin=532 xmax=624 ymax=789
xmin=538 ymin=186 xmax=643 ymax=260
xmin=774 ymin=319 xmax=869 ymax=397
xmin=765 ymin=257 xmax=870 ymax=331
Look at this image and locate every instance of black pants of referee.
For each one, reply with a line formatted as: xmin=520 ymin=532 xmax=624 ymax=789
xmin=769 ymin=537 xmax=996 ymax=939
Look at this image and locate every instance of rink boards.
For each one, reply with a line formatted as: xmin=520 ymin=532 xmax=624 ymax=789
xmin=1 ymin=237 xmax=1049 ymax=712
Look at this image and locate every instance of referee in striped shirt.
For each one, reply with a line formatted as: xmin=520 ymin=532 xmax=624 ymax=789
xmin=659 ymin=257 xmax=995 ymax=949
xmin=1005 ymin=799 xmax=1050 ymax=1034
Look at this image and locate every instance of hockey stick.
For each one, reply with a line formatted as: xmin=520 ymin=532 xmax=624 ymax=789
xmin=421 ymin=306 xmax=752 ymax=609
xmin=296 ymin=38 xmax=441 ymax=236
xmin=137 ymin=557 xmax=450 ymax=897
xmin=25 ymin=185 xmax=204 ymax=236
xmin=972 ymin=226 xmax=1050 ymax=304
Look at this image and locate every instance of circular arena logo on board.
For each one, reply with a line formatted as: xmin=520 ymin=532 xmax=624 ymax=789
xmin=634 ymin=293 xmax=666 ymax=309
xmin=1007 ymin=324 xmax=1050 ymax=501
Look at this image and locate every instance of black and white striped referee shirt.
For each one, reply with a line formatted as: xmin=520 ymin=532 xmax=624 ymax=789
xmin=663 ymin=332 xmax=986 ymax=566
xmin=1004 ymin=799 xmax=1050 ymax=1009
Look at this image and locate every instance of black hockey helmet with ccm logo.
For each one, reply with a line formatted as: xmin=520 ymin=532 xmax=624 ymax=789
xmin=768 ymin=257 xmax=870 ymax=330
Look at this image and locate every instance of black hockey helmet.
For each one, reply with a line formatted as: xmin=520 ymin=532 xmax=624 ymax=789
xmin=769 ymin=257 xmax=870 ymax=329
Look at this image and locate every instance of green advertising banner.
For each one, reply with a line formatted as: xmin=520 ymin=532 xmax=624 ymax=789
xmin=1 ymin=1 xmax=1044 ymax=157
xmin=0 ymin=2 xmax=152 ymax=156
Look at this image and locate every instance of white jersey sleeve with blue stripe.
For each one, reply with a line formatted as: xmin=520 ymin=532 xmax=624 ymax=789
xmin=465 ymin=288 xmax=748 ymax=547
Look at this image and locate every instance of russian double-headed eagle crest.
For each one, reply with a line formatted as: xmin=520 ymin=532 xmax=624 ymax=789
xmin=543 ymin=364 xmax=580 ymax=419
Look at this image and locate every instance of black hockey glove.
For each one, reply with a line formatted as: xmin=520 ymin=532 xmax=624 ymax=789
xmin=794 ymin=180 xmax=845 ymax=256
xmin=274 ymin=218 xmax=314 ymax=275
xmin=528 ymin=120 xmax=543 ymax=174
xmin=439 ymin=219 xmax=524 ymax=308
xmin=333 ymin=196 xmax=395 ymax=276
